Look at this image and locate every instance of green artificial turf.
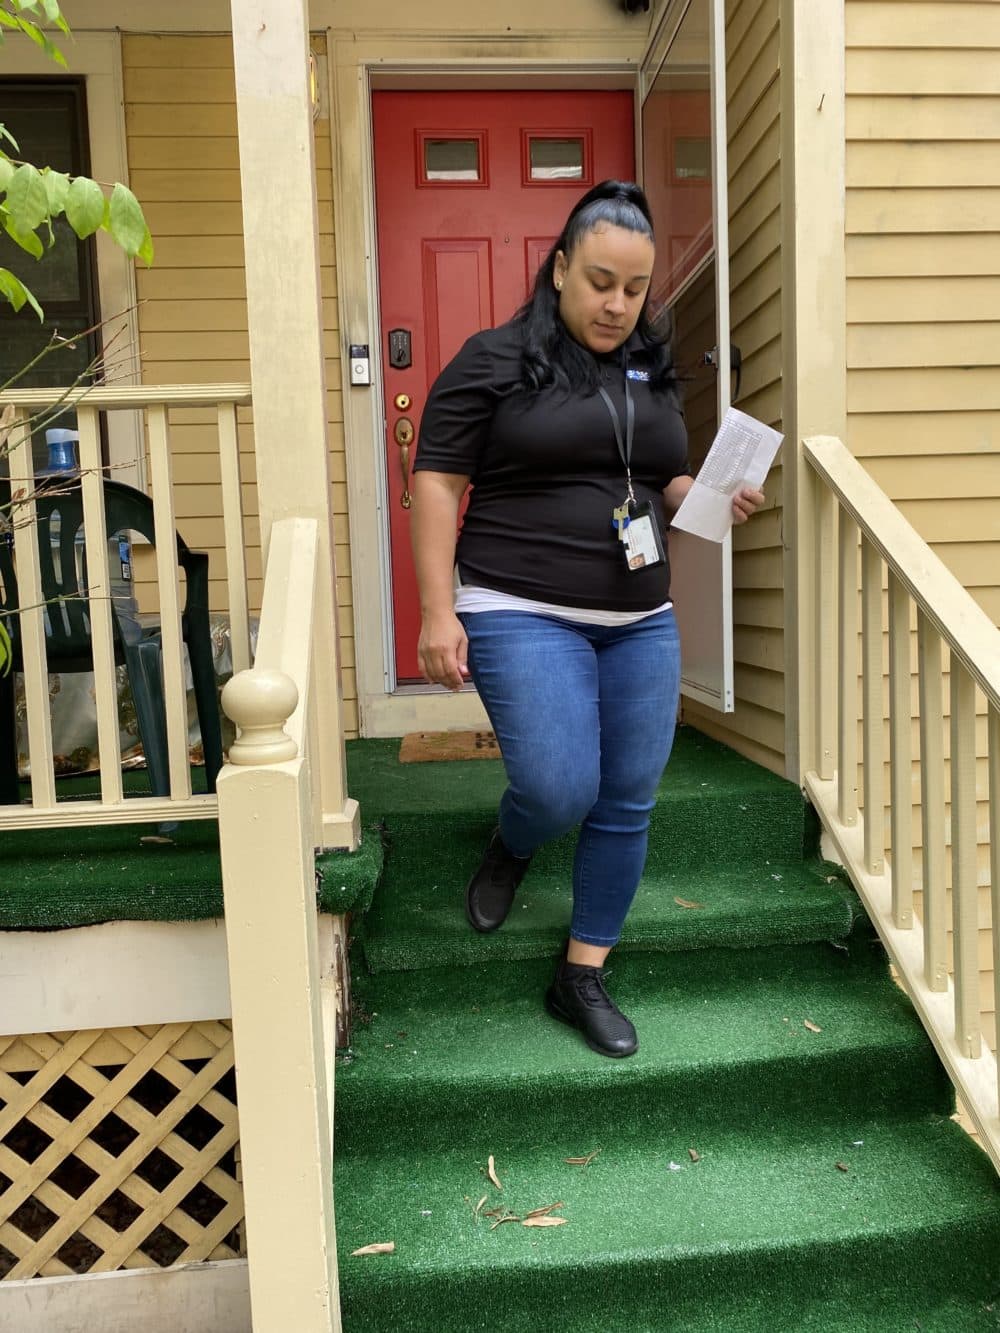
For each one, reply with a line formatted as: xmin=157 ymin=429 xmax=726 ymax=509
xmin=5 ymin=724 xmax=998 ymax=1329
xmin=0 ymin=767 xmax=384 ymax=926
xmin=353 ymin=725 xmax=838 ymax=973
xmin=331 ymin=726 xmax=1000 ymax=1332
xmin=336 ymin=940 xmax=952 ymax=1158
xmin=336 ymin=1116 xmax=1000 ymax=1332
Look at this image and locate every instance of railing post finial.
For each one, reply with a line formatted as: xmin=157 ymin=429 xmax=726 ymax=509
xmin=222 ymin=668 xmax=299 ymax=765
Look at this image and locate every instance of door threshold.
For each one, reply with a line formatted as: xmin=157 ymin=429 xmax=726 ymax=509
xmin=392 ymin=682 xmax=477 ymax=696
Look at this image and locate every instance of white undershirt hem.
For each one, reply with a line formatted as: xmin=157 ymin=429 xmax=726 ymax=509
xmin=454 ymin=582 xmax=673 ymax=626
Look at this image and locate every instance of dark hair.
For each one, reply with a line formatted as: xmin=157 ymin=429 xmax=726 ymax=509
xmin=514 ymin=179 xmax=673 ymax=394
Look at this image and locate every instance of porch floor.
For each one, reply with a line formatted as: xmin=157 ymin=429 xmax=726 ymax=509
xmin=0 ymin=765 xmax=382 ymax=929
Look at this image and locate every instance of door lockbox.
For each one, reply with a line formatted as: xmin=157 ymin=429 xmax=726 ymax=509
xmin=388 ymin=328 xmax=412 ymax=370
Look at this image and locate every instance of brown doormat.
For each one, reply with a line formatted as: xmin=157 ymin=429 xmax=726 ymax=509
xmin=399 ymin=730 xmax=501 ymax=763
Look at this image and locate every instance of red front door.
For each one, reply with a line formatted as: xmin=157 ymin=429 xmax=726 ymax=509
xmin=373 ymin=90 xmax=635 ymax=682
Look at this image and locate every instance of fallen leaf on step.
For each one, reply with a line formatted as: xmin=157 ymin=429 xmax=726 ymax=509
xmin=835 ymin=1162 xmax=850 ymax=1173
xmin=473 ymin=1194 xmax=488 ymax=1217
xmin=564 ymin=1149 xmax=601 ymax=1167
xmin=523 ymin=1215 xmax=568 ymax=1228
xmin=351 ymin=1241 xmax=395 ymax=1256
xmin=486 ymin=1155 xmax=502 ymax=1190
xmin=804 ymin=1020 xmax=823 ymax=1033
xmin=524 ymin=1202 xmax=564 ymax=1218
xmin=489 ymin=1211 xmax=521 ymax=1231
xmin=140 ymin=835 xmax=174 ymax=845
xmin=688 ymin=1148 xmax=701 ymax=1163
xmin=674 ymin=897 xmax=703 ymax=910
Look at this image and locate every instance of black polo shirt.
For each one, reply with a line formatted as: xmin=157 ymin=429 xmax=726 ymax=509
xmin=413 ymin=318 xmax=690 ymax=612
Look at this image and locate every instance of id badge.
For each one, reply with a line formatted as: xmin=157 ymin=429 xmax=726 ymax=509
xmin=622 ymin=501 xmax=666 ymax=572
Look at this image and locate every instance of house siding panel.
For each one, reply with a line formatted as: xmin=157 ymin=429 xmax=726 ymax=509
xmin=845 ymin=0 xmax=999 ymax=1061
xmin=122 ymin=33 xmax=359 ymax=737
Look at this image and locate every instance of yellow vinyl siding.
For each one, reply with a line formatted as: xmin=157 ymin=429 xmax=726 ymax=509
xmin=845 ymin=0 xmax=999 ymax=1060
xmin=122 ymin=33 xmax=359 ymax=737
xmin=685 ymin=0 xmax=784 ymax=775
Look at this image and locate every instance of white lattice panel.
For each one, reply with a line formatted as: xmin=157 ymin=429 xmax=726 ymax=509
xmin=0 ymin=1021 xmax=244 ymax=1279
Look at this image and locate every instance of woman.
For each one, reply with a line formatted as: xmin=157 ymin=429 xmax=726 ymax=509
xmin=410 ymin=180 xmax=763 ymax=1058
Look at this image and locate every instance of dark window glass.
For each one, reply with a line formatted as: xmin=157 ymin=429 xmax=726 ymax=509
xmin=0 ymin=81 xmax=102 ymax=472
xmin=529 ymin=137 xmax=584 ymax=181
xmin=423 ymin=138 xmax=480 ymax=182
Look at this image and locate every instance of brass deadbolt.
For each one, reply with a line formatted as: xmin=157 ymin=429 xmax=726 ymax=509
xmin=393 ymin=392 xmax=412 ymax=411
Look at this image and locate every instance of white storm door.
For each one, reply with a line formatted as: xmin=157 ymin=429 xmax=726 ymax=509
xmin=640 ymin=0 xmax=734 ymax=711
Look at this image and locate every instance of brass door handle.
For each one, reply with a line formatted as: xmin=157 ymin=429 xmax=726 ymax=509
xmin=394 ymin=416 xmax=414 ymax=508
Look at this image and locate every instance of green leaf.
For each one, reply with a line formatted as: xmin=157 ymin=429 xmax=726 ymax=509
xmin=0 ymin=266 xmax=43 ymax=319
xmin=13 ymin=13 xmax=66 ymax=66
xmin=137 ymin=226 xmax=154 ymax=267
xmin=64 ymin=174 xmax=105 ymax=239
xmin=0 ymin=124 xmax=19 ymax=152
xmin=0 ymin=620 xmax=12 ymax=678
xmin=2 ymin=215 xmax=44 ymax=259
xmin=107 ymin=182 xmax=149 ymax=257
xmin=6 ymin=163 xmax=48 ymax=232
xmin=39 ymin=0 xmax=70 ymax=36
xmin=41 ymin=167 xmax=69 ymax=216
xmin=0 ymin=267 xmax=28 ymax=311
xmin=13 ymin=13 xmax=45 ymax=47
xmin=0 ymin=157 xmax=14 ymax=192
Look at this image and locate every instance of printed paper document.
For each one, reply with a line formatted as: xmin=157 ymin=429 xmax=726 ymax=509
xmin=670 ymin=407 xmax=783 ymax=543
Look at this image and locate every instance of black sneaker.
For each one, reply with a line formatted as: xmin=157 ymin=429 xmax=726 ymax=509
xmin=464 ymin=827 xmax=532 ymax=933
xmin=545 ymin=959 xmax=638 ymax=1058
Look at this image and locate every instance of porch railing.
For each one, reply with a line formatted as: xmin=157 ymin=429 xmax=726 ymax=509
xmin=803 ymin=434 xmax=1000 ymax=1173
xmin=216 ymin=515 xmax=339 ymax=1333
xmin=0 ymin=383 xmax=252 ymax=829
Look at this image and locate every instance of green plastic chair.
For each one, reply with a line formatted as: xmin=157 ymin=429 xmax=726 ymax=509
xmin=0 ymin=477 xmax=224 ymax=805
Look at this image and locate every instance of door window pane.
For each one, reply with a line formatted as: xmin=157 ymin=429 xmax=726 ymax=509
xmin=529 ymin=137 xmax=584 ymax=180
xmin=423 ymin=138 xmax=481 ymax=182
xmin=641 ymin=0 xmax=713 ymax=306
xmin=674 ymin=136 xmax=711 ymax=181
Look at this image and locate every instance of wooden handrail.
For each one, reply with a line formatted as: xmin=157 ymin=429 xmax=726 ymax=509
xmin=0 ymin=384 xmax=252 ymax=410
xmin=803 ymin=432 xmax=1000 ymax=1175
xmin=805 ymin=434 xmax=1000 ymax=708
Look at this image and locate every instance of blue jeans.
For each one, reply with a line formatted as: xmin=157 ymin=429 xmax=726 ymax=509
xmin=459 ymin=608 xmax=681 ymax=947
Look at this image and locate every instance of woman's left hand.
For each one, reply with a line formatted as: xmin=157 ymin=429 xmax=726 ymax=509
xmin=731 ymin=486 xmax=766 ymax=524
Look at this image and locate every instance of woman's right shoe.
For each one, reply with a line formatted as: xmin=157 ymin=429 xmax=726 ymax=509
xmin=464 ymin=827 xmax=532 ymax=933
xmin=545 ymin=958 xmax=638 ymax=1058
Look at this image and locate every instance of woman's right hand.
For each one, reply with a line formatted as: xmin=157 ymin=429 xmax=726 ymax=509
xmin=417 ymin=611 xmax=470 ymax=691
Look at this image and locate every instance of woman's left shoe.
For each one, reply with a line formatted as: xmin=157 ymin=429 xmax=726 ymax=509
xmin=545 ymin=959 xmax=638 ymax=1058
xmin=464 ymin=827 xmax=532 ymax=933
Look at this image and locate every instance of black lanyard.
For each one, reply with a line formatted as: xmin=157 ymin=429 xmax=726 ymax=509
xmin=598 ymin=358 xmax=636 ymax=505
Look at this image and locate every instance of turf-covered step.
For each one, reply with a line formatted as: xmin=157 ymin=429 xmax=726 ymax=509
xmin=359 ymin=844 xmax=857 ymax=972
xmin=336 ymin=942 xmax=950 ymax=1157
xmin=335 ymin=1113 xmax=1000 ymax=1333
xmin=0 ymin=815 xmax=383 ymax=929
xmin=345 ymin=725 xmax=816 ymax=875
